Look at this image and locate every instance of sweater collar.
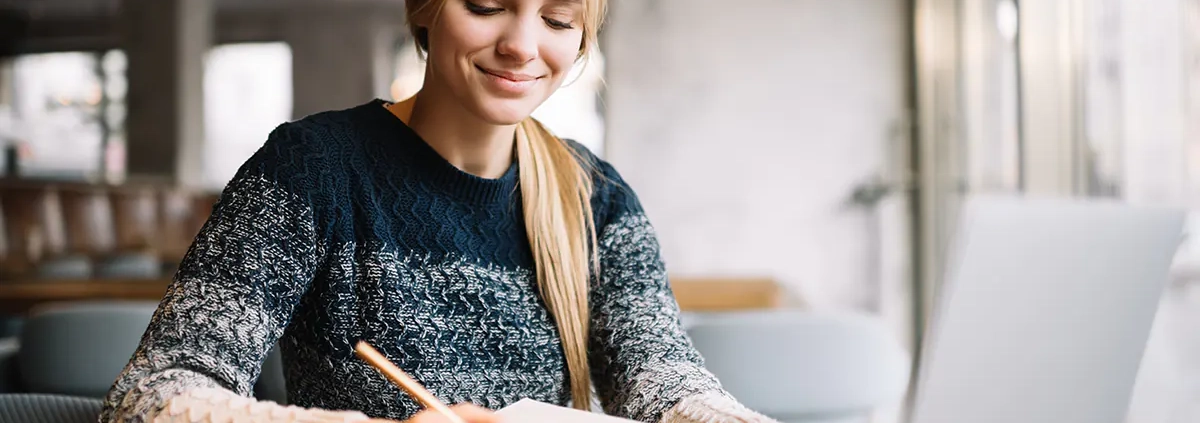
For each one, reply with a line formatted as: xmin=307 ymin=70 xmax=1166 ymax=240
xmin=358 ymin=99 xmax=520 ymax=206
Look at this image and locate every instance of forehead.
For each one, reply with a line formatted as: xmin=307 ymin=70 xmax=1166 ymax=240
xmin=499 ymin=0 xmax=584 ymax=6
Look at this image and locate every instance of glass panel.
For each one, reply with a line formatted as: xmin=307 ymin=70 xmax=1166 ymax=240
xmin=1080 ymin=0 xmax=1124 ymax=197
xmin=961 ymin=0 xmax=1023 ymax=193
xmin=1187 ymin=0 xmax=1200 ymax=211
xmin=0 ymin=58 xmax=14 ymax=177
xmin=8 ymin=52 xmax=107 ymax=181
xmin=203 ymin=42 xmax=294 ymax=189
xmin=101 ymin=49 xmax=128 ymax=184
xmin=1075 ymin=0 xmax=1200 ymax=421
xmin=530 ymin=54 xmax=606 ymax=155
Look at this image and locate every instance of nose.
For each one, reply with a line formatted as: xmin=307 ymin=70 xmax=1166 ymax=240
xmin=496 ymin=16 xmax=538 ymax=64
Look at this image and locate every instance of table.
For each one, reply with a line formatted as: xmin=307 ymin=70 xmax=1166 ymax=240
xmin=0 ymin=279 xmax=170 ymax=314
xmin=0 ymin=276 xmax=786 ymax=315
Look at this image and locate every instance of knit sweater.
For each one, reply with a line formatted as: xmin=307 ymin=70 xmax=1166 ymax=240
xmin=101 ymin=99 xmax=774 ymax=423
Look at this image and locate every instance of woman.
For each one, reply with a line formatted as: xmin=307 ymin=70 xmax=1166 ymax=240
xmin=101 ymin=0 xmax=776 ymax=422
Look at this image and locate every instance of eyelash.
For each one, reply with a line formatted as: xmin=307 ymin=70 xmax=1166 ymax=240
xmin=463 ymin=1 xmax=576 ymax=30
xmin=545 ymin=18 xmax=574 ymax=30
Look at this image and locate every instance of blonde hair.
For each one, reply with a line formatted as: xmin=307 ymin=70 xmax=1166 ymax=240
xmin=405 ymin=0 xmax=607 ymax=409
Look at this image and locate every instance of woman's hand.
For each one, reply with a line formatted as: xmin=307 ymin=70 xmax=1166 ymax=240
xmin=367 ymin=404 xmax=502 ymax=423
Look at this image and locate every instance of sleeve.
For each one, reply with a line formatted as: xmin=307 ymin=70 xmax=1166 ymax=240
xmin=587 ymin=162 xmax=778 ymax=423
xmin=99 ymin=124 xmax=365 ymax=423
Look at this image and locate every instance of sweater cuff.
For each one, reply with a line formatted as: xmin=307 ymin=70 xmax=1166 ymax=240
xmin=149 ymin=388 xmax=372 ymax=423
xmin=659 ymin=391 xmax=779 ymax=423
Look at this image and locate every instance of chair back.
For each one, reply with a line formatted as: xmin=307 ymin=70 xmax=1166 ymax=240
xmin=18 ymin=301 xmax=157 ymax=398
xmin=0 ymin=393 xmax=102 ymax=423
xmin=686 ymin=311 xmax=911 ymax=422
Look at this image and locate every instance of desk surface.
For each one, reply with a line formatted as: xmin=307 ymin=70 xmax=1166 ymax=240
xmin=0 ymin=279 xmax=169 ymax=314
xmin=0 ymin=276 xmax=786 ymax=315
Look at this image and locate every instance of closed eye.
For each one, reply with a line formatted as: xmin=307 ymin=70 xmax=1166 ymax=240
xmin=464 ymin=1 xmax=503 ymax=15
xmin=544 ymin=17 xmax=574 ymax=30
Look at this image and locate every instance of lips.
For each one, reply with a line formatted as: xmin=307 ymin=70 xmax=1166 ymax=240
xmin=477 ymin=65 xmax=539 ymax=82
xmin=475 ymin=65 xmax=541 ymax=96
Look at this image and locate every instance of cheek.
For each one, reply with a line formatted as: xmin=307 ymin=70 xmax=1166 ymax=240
xmin=429 ymin=17 xmax=497 ymax=69
xmin=543 ymin=35 xmax=584 ymax=76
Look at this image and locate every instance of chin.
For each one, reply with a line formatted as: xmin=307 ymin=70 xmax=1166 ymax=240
xmin=471 ymin=98 xmax=542 ymax=126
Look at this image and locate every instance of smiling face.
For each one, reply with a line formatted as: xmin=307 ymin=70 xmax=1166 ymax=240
xmin=414 ymin=0 xmax=587 ymax=125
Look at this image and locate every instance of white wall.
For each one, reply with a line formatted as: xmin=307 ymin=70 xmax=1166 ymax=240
xmin=1114 ymin=0 xmax=1198 ymax=421
xmin=604 ymin=0 xmax=910 ymax=310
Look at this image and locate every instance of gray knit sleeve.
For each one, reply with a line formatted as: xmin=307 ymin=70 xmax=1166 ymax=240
xmin=100 ymin=125 xmax=324 ymax=423
xmin=589 ymin=210 xmax=720 ymax=422
xmin=587 ymin=168 xmax=777 ymax=423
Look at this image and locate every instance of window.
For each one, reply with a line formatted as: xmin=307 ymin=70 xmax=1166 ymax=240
xmin=101 ymin=50 xmax=128 ymax=184
xmin=1186 ymin=0 xmax=1200 ymax=211
xmin=1069 ymin=1 xmax=1200 ymax=421
xmin=962 ymin=0 xmax=1022 ymax=193
xmin=1079 ymin=0 xmax=1125 ymax=197
xmin=202 ymin=42 xmax=293 ymax=189
xmin=531 ymin=54 xmax=606 ymax=155
xmin=3 ymin=43 xmax=292 ymax=188
xmin=2 ymin=51 xmax=124 ymax=181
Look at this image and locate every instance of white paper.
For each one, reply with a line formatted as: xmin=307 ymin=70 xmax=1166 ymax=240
xmin=496 ymin=399 xmax=636 ymax=423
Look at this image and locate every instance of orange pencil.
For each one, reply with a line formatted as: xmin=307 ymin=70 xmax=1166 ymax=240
xmin=354 ymin=341 xmax=468 ymax=423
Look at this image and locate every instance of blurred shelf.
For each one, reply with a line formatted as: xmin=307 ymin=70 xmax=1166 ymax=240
xmin=0 ymin=276 xmax=786 ymax=315
xmin=0 ymin=279 xmax=170 ymax=314
xmin=671 ymin=277 xmax=787 ymax=312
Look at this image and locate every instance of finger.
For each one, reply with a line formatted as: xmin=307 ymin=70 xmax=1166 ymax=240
xmin=448 ymin=404 xmax=502 ymax=423
xmin=404 ymin=410 xmax=451 ymax=423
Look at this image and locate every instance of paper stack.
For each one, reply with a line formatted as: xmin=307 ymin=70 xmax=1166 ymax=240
xmin=496 ymin=399 xmax=636 ymax=423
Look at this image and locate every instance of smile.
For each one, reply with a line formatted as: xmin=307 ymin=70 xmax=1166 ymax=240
xmin=476 ymin=65 xmax=540 ymax=82
xmin=476 ymin=65 xmax=540 ymax=96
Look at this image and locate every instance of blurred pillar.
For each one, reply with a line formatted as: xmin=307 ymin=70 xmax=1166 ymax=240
xmin=1018 ymin=0 xmax=1082 ymax=196
xmin=288 ymin=11 xmax=400 ymax=119
xmin=120 ymin=0 xmax=212 ymax=188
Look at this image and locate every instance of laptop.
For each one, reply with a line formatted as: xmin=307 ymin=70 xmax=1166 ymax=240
xmin=909 ymin=195 xmax=1186 ymax=423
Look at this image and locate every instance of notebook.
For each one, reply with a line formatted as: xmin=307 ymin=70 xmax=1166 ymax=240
xmin=496 ymin=399 xmax=636 ymax=422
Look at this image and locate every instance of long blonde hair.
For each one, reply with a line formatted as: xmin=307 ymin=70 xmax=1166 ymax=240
xmin=405 ymin=0 xmax=608 ymax=409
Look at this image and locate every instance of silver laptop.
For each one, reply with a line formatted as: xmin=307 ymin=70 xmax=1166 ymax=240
xmin=909 ymin=195 xmax=1186 ymax=423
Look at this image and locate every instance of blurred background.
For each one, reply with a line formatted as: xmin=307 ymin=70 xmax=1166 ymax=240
xmin=0 ymin=0 xmax=1196 ymax=422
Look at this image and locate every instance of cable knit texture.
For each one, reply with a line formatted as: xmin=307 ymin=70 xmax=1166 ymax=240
xmin=660 ymin=392 xmax=778 ymax=423
xmin=101 ymin=99 xmax=773 ymax=423
xmin=149 ymin=388 xmax=370 ymax=422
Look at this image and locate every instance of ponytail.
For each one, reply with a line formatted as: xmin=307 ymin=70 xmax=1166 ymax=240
xmin=516 ymin=118 xmax=598 ymax=410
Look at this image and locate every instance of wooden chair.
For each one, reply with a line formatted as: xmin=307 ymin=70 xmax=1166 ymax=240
xmin=0 ymin=186 xmax=61 ymax=279
xmin=56 ymin=185 xmax=115 ymax=259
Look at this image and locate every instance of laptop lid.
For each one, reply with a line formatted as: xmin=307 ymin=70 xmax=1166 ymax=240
xmin=910 ymin=195 xmax=1185 ymax=423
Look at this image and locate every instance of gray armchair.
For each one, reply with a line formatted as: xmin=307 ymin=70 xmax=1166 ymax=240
xmin=0 ymin=301 xmax=287 ymax=404
xmin=685 ymin=310 xmax=911 ymax=423
xmin=16 ymin=301 xmax=158 ymax=398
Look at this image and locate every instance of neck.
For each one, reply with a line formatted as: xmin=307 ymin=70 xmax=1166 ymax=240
xmin=392 ymin=88 xmax=517 ymax=180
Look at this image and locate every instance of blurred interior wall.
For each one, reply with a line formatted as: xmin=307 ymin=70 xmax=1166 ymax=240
xmin=287 ymin=9 xmax=400 ymax=119
xmin=121 ymin=0 xmax=211 ymax=187
xmin=603 ymin=0 xmax=912 ymax=318
xmin=1110 ymin=0 xmax=1196 ymax=420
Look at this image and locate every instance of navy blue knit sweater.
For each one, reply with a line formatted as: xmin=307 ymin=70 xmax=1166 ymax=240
xmin=100 ymin=100 xmax=761 ymax=423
